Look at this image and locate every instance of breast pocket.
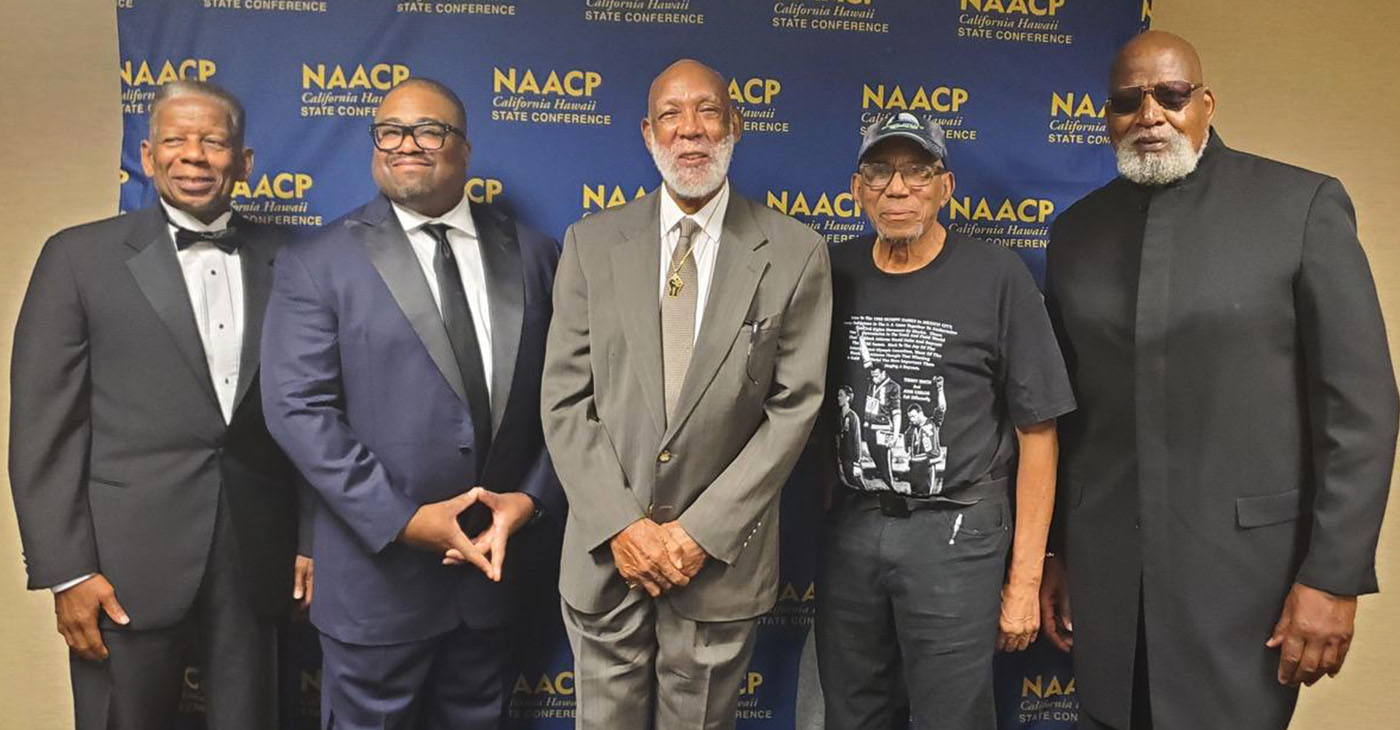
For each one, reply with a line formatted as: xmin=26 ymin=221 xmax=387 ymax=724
xmin=742 ymin=314 xmax=782 ymax=388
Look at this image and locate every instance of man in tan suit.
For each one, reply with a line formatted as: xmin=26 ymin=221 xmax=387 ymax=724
xmin=541 ymin=59 xmax=831 ymax=730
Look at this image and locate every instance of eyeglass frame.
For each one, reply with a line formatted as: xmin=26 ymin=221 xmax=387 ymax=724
xmin=368 ymin=121 xmax=467 ymax=151
xmin=856 ymin=160 xmax=950 ymax=191
xmin=1107 ymin=81 xmax=1205 ymax=115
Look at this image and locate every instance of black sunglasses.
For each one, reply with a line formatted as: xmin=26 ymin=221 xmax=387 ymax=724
xmin=1108 ymin=81 xmax=1204 ymax=114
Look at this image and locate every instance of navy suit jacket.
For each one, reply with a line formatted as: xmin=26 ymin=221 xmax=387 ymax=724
xmin=261 ymin=195 xmax=562 ymax=645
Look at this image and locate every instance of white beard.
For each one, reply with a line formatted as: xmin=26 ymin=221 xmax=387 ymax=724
xmin=648 ymin=131 xmax=735 ymax=200
xmin=1116 ymin=127 xmax=1206 ymax=186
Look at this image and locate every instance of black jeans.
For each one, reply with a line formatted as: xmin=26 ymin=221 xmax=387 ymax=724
xmin=815 ymin=494 xmax=1011 ymax=730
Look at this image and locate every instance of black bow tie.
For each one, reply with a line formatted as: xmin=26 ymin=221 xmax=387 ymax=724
xmin=174 ymin=226 xmax=240 ymax=254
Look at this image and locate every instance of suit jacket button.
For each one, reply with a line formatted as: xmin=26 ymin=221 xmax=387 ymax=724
xmin=646 ymin=504 xmax=655 ymax=518
xmin=658 ymin=450 xmax=672 ymax=463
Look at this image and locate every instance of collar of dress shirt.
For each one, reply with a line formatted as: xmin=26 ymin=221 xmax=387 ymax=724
xmin=160 ymin=199 xmax=233 ymax=233
xmin=659 ymin=179 xmax=728 ymax=245
xmin=390 ymin=194 xmax=479 ymax=240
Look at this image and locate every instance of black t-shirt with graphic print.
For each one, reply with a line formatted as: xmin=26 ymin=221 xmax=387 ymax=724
xmin=826 ymin=231 xmax=1075 ymax=499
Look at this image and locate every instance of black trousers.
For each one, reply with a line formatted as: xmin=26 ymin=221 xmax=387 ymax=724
xmin=815 ymin=494 xmax=1011 ymax=730
xmin=1080 ymin=588 xmax=1153 ymax=730
xmin=69 ymin=494 xmax=277 ymax=730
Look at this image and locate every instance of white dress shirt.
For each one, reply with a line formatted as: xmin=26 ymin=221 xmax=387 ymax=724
xmin=391 ymin=195 xmax=494 ymax=398
xmin=658 ymin=180 xmax=729 ymax=342
xmin=163 ymin=200 xmax=244 ymax=424
xmin=54 ymin=200 xmax=245 ymax=594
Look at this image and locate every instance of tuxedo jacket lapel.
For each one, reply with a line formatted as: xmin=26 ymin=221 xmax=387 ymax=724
xmin=356 ymin=196 xmax=468 ymax=405
xmin=124 ymin=205 xmax=221 ymax=411
xmin=473 ymin=205 xmax=522 ymax=437
xmin=233 ymin=217 xmax=276 ymax=415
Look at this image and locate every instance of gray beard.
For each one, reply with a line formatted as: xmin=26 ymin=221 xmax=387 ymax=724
xmin=1116 ymin=128 xmax=1206 ymax=186
xmin=877 ymin=231 xmax=922 ymax=248
xmin=649 ymin=132 xmax=735 ymax=200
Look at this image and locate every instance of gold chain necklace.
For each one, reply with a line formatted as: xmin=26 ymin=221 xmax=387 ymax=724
xmin=665 ymin=197 xmax=723 ymax=298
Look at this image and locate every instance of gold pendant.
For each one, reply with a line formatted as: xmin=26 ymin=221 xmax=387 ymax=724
xmin=667 ymin=272 xmax=685 ymax=298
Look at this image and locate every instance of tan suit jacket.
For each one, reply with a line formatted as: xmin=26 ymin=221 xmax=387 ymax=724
xmin=542 ymin=189 xmax=831 ymax=621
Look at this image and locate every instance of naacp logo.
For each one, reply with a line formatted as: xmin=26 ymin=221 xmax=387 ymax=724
xmin=1019 ymin=673 xmax=1077 ymax=725
xmin=768 ymin=189 xmax=866 ymax=241
xmin=956 ymin=0 xmax=1075 ymax=46
xmin=729 ymin=76 xmax=791 ymax=135
xmin=772 ymin=0 xmax=890 ymax=34
xmin=582 ymin=183 xmax=649 ymax=214
xmin=584 ymin=0 xmax=706 ymax=26
xmin=492 ymin=67 xmax=611 ymax=127
xmin=510 ymin=671 xmax=576 ymax=721
xmin=860 ymin=83 xmax=978 ymax=142
xmin=467 ymin=177 xmax=505 ymax=205
xmin=946 ymin=195 xmax=1056 ymax=249
xmin=1047 ymin=91 xmax=1109 ymax=146
xmin=301 ymin=63 xmax=411 ymax=118
xmin=232 ymin=172 xmax=323 ymax=227
xmin=121 ymin=58 xmax=217 ymax=114
xmin=735 ymin=672 xmax=774 ymax=721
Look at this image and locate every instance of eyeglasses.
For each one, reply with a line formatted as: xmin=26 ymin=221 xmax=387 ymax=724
xmin=857 ymin=161 xmax=948 ymax=191
xmin=1108 ymin=81 xmax=1204 ymax=114
xmin=369 ymin=121 xmax=465 ymax=151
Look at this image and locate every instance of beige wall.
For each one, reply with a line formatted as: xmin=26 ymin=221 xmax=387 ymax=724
xmin=0 ymin=1 xmax=1394 ymax=727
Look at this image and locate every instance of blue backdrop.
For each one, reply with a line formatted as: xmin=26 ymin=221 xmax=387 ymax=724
xmin=115 ymin=1 xmax=1150 ymax=727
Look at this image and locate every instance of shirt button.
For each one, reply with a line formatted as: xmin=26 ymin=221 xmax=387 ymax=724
xmin=658 ymin=450 xmax=672 ymax=463
xmin=210 ymin=270 xmax=217 ymax=276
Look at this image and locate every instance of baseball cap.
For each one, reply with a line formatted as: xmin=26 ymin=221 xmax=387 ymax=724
xmin=857 ymin=112 xmax=948 ymax=166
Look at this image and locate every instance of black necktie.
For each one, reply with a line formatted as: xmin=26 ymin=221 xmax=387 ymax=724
xmin=174 ymin=226 xmax=240 ymax=254
xmin=423 ymin=223 xmax=492 ymax=472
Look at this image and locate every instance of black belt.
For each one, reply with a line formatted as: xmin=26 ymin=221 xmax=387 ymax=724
xmin=843 ymin=472 xmax=1009 ymax=518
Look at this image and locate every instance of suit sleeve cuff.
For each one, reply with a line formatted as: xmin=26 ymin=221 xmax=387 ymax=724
xmin=50 ymin=574 xmax=96 ymax=593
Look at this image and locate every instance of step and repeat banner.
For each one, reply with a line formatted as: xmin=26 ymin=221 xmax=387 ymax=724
xmin=115 ymin=1 xmax=1150 ymax=727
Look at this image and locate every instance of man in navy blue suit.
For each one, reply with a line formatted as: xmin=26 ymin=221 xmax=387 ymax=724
xmin=261 ymin=77 xmax=562 ymax=730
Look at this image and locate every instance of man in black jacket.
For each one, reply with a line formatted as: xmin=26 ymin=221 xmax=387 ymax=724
xmin=1041 ymin=31 xmax=1397 ymax=730
xmin=9 ymin=80 xmax=307 ymax=730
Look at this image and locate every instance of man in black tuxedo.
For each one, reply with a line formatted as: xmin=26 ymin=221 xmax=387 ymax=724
xmin=9 ymin=80 xmax=308 ymax=730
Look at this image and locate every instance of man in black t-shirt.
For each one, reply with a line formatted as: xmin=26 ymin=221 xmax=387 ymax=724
xmin=814 ymin=112 xmax=1076 ymax=729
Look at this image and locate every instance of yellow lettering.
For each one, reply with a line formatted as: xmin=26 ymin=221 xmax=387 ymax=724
xmin=302 ymin=64 xmax=325 ymax=89
xmin=466 ymin=177 xmax=503 ymax=204
xmin=493 ymin=67 xmax=516 ymax=93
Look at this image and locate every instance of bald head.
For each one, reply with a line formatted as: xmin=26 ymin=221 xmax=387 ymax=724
xmin=1111 ymin=31 xmax=1205 ymax=88
xmin=641 ymin=58 xmax=741 ymax=211
xmin=1106 ymin=31 xmax=1214 ymax=185
xmin=383 ymin=77 xmax=467 ymax=129
xmin=647 ymin=59 xmax=730 ymax=116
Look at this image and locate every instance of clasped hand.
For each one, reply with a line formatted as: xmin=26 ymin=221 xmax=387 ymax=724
xmin=610 ymin=518 xmax=707 ymax=597
xmin=400 ymin=487 xmax=536 ymax=582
